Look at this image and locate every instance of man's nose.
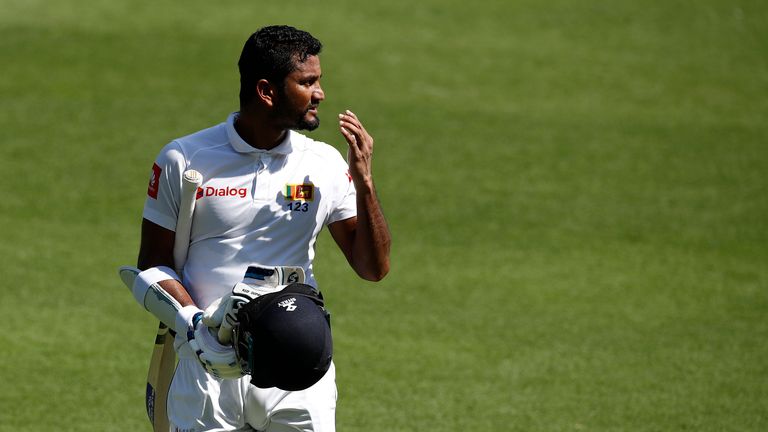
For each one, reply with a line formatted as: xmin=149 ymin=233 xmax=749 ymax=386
xmin=313 ymin=83 xmax=325 ymax=101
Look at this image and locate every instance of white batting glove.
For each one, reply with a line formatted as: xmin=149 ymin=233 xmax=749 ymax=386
xmin=179 ymin=306 xmax=243 ymax=379
xmin=203 ymin=265 xmax=306 ymax=344
xmin=203 ymin=284 xmax=261 ymax=344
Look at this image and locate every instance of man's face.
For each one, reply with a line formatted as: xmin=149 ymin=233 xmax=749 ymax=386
xmin=272 ymin=55 xmax=325 ymax=131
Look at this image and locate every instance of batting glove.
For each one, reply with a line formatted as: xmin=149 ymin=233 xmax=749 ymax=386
xmin=179 ymin=306 xmax=243 ymax=379
xmin=203 ymin=265 xmax=306 ymax=344
xmin=203 ymin=284 xmax=261 ymax=344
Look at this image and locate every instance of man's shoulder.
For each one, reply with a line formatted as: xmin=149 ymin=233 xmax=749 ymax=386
xmin=173 ymin=122 xmax=228 ymax=150
xmin=155 ymin=122 xmax=232 ymax=163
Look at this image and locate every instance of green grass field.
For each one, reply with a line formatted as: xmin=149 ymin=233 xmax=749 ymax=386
xmin=1 ymin=0 xmax=767 ymax=430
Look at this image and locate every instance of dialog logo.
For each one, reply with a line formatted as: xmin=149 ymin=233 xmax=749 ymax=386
xmin=197 ymin=185 xmax=248 ymax=199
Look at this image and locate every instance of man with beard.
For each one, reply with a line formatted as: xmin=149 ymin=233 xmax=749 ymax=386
xmin=134 ymin=25 xmax=391 ymax=431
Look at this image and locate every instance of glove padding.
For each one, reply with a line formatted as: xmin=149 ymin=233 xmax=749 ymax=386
xmin=203 ymin=265 xmax=305 ymax=344
xmin=185 ymin=311 xmax=243 ymax=379
xmin=203 ymin=283 xmax=261 ymax=344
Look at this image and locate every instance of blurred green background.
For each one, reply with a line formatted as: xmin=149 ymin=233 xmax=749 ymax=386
xmin=1 ymin=0 xmax=766 ymax=430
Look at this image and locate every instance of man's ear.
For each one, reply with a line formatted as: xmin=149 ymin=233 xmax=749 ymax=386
xmin=256 ymin=79 xmax=277 ymax=107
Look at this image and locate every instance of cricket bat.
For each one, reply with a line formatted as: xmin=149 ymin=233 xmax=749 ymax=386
xmin=147 ymin=169 xmax=202 ymax=432
xmin=145 ymin=322 xmax=174 ymax=429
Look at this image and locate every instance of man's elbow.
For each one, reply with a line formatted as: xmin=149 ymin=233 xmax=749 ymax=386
xmin=357 ymin=261 xmax=390 ymax=282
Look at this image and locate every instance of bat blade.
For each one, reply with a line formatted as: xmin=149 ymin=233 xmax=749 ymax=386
xmin=146 ymin=322 xmax=175 ymax=430
xmin=145 ymin=323 xmax=168 ymax=424
xmin=146 ymin=323 xmax=176 ymax=432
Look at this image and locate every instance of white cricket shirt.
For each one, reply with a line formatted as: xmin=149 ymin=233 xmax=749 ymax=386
xmin=143 ymin=112 xmax=356 ymax=308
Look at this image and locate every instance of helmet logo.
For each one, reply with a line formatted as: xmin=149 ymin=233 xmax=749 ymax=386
xmin=278 ymin=298 xmax=298 ymax=312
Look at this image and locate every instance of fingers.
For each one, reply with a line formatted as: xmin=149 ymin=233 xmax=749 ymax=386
xmin=339 ymin=110 xmax=371 ymax=152
xmin=339 ymin=110 xmax=365 ymax=137
xmin=340 ymin=123 xmax=357 ymax=147
xmin=339 ymin=109 xmax=360 ymax=126
xmin=339 ymin=111 xmax=359 ymax=146
xmin=202 ymin=296 xmax=227 ymax=327
xmin=218 ymin=319 xmax=234 ymax=344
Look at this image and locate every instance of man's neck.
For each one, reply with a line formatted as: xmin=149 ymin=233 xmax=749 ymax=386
xmin=234 ymin=112 xmax=287 ymax=150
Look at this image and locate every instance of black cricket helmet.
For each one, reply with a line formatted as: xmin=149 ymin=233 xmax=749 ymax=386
xmin=233 ymin=283 xmax=332 ymax=391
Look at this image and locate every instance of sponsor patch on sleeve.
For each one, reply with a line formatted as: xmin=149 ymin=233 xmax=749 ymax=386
xmin=147 ymin=163 xmax=161 ymax=199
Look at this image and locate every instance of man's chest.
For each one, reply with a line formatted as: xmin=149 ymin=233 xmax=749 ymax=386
xmin=189 ymin=155 xmax=330 ymax=234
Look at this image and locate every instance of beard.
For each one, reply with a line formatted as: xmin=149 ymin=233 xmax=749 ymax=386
xmin=273 ymin=99 xmax=320 ymax=131
xmin=295 ymin=109 xmax=320 ymax=131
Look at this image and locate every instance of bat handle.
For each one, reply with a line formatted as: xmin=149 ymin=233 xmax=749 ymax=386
xmin=174 ymin=169 xmax=203 ymax=273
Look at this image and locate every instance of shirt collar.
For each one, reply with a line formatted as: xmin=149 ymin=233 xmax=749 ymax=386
xmin=226 ymin=112 xmax=293 ymax=155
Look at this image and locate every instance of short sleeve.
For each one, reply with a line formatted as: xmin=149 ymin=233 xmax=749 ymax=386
xmin=326 ymin=151 xmax=357 ymax=225
xmin=142 ymin=141 xmax=186 ymax=231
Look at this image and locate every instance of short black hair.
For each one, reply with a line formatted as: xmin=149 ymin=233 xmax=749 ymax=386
xmin=238 ymin=25 xmax=323 ymax=107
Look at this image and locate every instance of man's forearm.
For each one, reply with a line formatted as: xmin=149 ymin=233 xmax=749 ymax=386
xmin=138 ymin=218 xmax=197 ymax=308
xmin=351 ymin=180 xmax=391 ymax=281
